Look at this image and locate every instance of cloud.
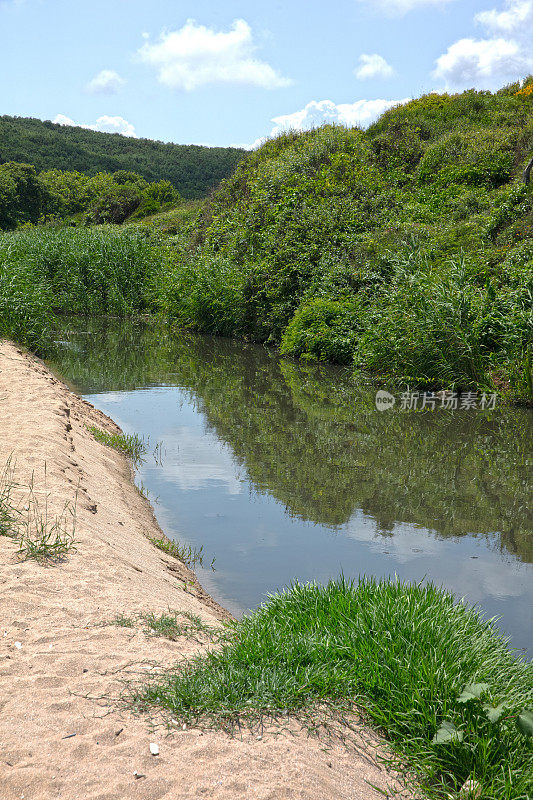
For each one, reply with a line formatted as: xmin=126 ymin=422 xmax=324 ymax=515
xmin=475 ymin=0 xmax=533 ymax=32
xmin=355 ymin=53 xmax=395 ymax=80
xmin=247 ymin=97 xmax=410 ymax=150
xmin=86 ymin=69 xmax=125 ymax=95
xmin=53 ymin=114 xmax=137 ymax=138
xmin=356 ymin=0 xmax=454 ymax=15
xmin=434 ymin=1 xmax=533 ymax=88
xmin=138 ymin=18 xmax=292 ymax=91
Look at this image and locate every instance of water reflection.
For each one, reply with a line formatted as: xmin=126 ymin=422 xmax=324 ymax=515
xmin=47 ymin=318 xmax=533 ymax=652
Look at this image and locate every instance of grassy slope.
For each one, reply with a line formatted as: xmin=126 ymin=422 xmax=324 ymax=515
xmin=134 ymin=578 xmax=533 ymax=800
xmin=0 ymin=115 xmax=245 ymax=198
xmin=156 ymin=83 xmax=533 ymax=401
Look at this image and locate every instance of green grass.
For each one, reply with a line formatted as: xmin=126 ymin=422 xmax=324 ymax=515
xmin=0 ymin=226 xmax=161 ymax=351
xmin=0 ymin=456 xmax=18 ymax=537
xmin=15 ymin=473 xmax=78 ymax=562
xmin=0 ymin=460 xmax=77 ymax=561
xmin=131 ymin=578 xmax=532 ymax=799
xmin=149 ymin=536 xmax=215 ymax=570
xmin=114 ymin=610 xmax=222 ymax=643
xmin=88 ymin=426 xmax=148 ymax=467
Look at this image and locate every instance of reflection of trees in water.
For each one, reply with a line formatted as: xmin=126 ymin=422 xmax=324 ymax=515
xmin=48 ymin=318 xmax=533 ymax=564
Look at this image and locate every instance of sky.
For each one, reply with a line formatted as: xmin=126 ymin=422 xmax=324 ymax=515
xmin=1 ymin=0 xmax=532 ymax=148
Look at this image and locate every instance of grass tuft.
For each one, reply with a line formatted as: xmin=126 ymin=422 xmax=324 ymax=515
xmin=131 ymin=578 xmax=532 ymax=799
xmin=114 ymin=610 xmax=222 ymax=643
xmin=149 ymin=536 xmax=215 ymax=570
xmin=88 ymin=426 xmax=148 ymax=467
xmin=0 ymin=456 xmax=18 ymax=537
xmin=15 ymin=473 xmax=78 ymax=562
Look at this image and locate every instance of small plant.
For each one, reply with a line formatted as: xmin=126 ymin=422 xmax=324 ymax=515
xmin=114 ymin=613 xmax=135 ymax=628
xmin=88 ymin=426 xmax=147 ymax=467
xmin=113 ymin=610 xmax=222 ymax=642
xmin=0 ymin=456 xmax=18 ymax=537
xmin=149 ymin=536 xmax=215 ymax=570
xmin=16 ymin=472 xmax=77 ymax=562
xmin=433 ymin=680 xmax=533 ymax=743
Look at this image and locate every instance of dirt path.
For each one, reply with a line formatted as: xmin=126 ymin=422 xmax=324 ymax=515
xmin=0 ymin=340 xmax=412 ymax=800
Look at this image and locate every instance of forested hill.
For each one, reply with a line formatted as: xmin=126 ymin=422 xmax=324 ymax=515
xmin=0 ymin=116 xmax=245 ymax=198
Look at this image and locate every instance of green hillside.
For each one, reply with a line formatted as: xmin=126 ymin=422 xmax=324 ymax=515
xmin=0 ymin=116 xmax=245 ymax=198
xmin=1 ymin=82 xmax=533 ymax=401
xmin=157 ymin=82 xmax=533 ymax=401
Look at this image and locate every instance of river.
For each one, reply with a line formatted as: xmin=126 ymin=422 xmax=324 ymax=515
xmin=47 ymin=317 xmax=533 ymax=657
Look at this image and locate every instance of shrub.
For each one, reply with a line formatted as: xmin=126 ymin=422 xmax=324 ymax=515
xmin=280 ymin=297 xmax=362 ymax=363
xmin=417 ymin=128 xmax=516 ymax=188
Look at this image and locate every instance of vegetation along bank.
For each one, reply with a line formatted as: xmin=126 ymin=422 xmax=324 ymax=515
xmin=2 ymin=83 xmax=533 ymax=401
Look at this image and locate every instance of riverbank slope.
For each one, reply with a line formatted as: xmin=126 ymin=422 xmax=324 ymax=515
xmin=0 ymin=341 xmax=408 ymax=800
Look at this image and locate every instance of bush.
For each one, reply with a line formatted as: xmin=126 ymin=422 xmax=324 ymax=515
xmin=281 ymin=297 xmax=362 ymax=363
xmin=417 ymin=128 xmax=516 ymax=188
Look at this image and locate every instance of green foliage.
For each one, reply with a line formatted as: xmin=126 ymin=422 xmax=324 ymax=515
xmin=0 ymin=461 xmax=77 ymax=562
xmin=0 ymin=165 xmax=185 ymax=229
xmin=280 ymin=296 xmax=362 ymax=363
xmin=132 ymin=578 xmax=533 ymax=798
xmin=114 ymin=610 xmax=221 ymax=642
xmin=0 ymin=456 xmax=18 ymax=537
xmin=0 ymin=227 xmax=161 ymax=350
xmin=87 ymin=426 xmax=148 ymax=467
xmin=0 ymin=162 xmax=43 ymax=228
xmin=149 ymin=537 xmax=215 ymax=570
xmin=158 ymin=252 xmax=251 ymax=337
xmin=155 ymin=84 xmax=533 ymax=399
xmin=417 ymin=128 xmax=516 ymax=188
xmin=0 ymin=115 xmax=245 ymax=198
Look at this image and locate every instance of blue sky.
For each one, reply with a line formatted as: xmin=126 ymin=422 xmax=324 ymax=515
xmin=1 ymin=0 xmax=532 ymax=147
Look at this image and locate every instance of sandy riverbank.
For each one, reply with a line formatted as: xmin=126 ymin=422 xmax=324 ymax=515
xmin=0 ymin=340 xmax=411 ymax=800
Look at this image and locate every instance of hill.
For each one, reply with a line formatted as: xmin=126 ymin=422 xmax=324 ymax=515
xmin=0 ymin=116 xmax=245 ymax=198
xmin=157 ymin=81 xmax=533 ymax=401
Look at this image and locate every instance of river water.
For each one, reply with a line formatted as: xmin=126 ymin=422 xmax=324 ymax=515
xmin=47 ymin=318 xmax=533 ymax=657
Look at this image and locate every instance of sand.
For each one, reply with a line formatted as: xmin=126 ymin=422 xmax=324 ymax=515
xmin=0 ymin=340 xmax=415 ymax=800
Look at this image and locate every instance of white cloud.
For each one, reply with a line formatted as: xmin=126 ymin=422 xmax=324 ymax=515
xmin=53 ymin=114 xmax=137 ymax=138
xmin=434 ymin=1 xmax=533 ymax=88
xmin=434 ymin=36 xmax=529 ymax=86
xmin=475 ymin=0 xmax=533 ymax=32
xmin=356 ymin=0 xmax=454 ymax=15
xmin=247 ymin=97 xmax=410 ymax=150
xmin=138 ymin=18 xmax=292 ymax=91
xmin=355 ymin=53 xmax=395 ymax=80
xmin=86 ymin=69 xmax=125 ymax=95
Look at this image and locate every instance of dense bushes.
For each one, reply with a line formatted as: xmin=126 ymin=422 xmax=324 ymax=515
xmin=0 ymin=162 xmax=183 ymax=230
xmin=154 ymin=84 xmax=533 ymax=401
xmin=2 ymin=83 xmax=533 ymax=400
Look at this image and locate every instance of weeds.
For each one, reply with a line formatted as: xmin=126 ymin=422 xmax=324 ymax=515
xmin=0 ymin=456 xmax=18 ymax=537
xmin=15 ymin=472 xmax=78 ymax=562
xmin=131 ymin=578 xmax=532 ymax=799
xmin=0 ymin=459 xmax=77 ymax=561
xmin=88 ymin=426 xmax=148 ymax=467
xmin=114 ymin=609 xmax=222 ymax=643
xmin=149 ymin=536 xmax=215 ymax=570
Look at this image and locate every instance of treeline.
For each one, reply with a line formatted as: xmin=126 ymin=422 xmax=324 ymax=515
xmin=0 ymin=162 xmax=183 ymax=229
xmin=0 ymin=116 xmax=245 ymax=198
